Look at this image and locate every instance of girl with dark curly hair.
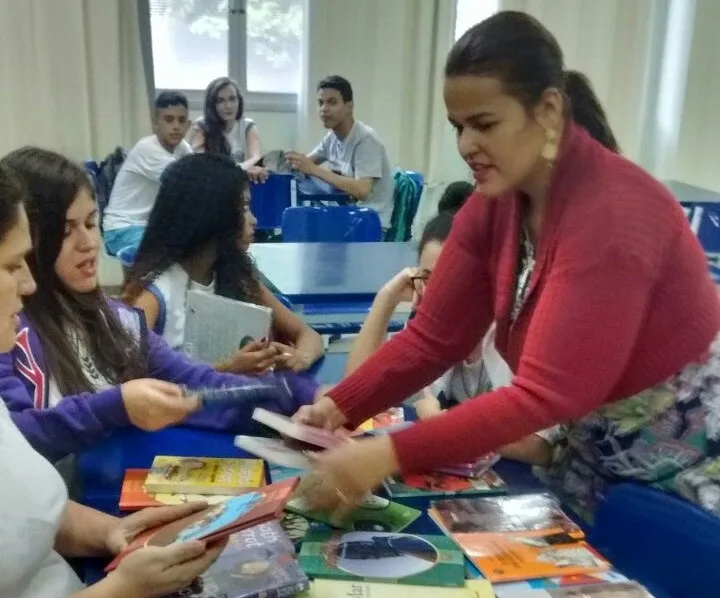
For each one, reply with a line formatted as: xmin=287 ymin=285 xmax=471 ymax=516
xmin=123 ymin=153 xmax=323 ymax=375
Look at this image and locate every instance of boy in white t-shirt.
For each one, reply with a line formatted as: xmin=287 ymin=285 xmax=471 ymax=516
xmin=103 ymin=91 xmax=192 ymax=256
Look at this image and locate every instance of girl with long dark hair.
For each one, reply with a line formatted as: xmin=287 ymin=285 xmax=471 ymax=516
xmin=0 ymin=148 xmax=317 ymax=463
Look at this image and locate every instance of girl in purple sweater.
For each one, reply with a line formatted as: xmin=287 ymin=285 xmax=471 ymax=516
xmin=0 ymin=147 xmax=318 ymax=462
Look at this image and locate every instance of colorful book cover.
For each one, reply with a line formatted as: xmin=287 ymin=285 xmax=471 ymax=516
xmin=299 ymin=530 xmax=466 ymax=588
xmin=269 ymin=463 xmax=306 ymax=483
xmin=434 ymin=453 xmax=500 ymax=478
xmin=384 ymin=469 xmax=506 ymax=499
xmin=252 ymin=407 xmax=349 ymax=449
xmin=106 ymin=478 xmax=299 ymax=572
xmin=167 ymin=520 xmax=309 ymax=598
xmin=499 ymin=581 xmax=653 ymax=597
xmin=235 ymin=436 xmax=313 ymax=470
xmin=354 ymin=408 xmax=406 ymax=435
xmin=286 ymin=493 xmax=421 ymax=532
xmin=144 ymin=456 xmax=265 ymax=495
xmin=428 ymin=493 xmax=581 ymax=534
xmin=279 ymin=511 xmax=311 ymax=548
xmin=303 ymin=578 xmax=494 ymax=597
xmin=119 ymin=469 xmax=239 ymax=511
xmin=493 ymin=571 xmax=631 ymax=597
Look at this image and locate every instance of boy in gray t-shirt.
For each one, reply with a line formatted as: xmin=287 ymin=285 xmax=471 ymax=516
xmin=286 ymin=75 xmax=395 ymax=230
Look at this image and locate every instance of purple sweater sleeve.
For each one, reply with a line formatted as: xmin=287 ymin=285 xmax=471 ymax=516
xmin=145 ymin=330 xmax=319 ymax=432
xmin=0 ymin=352 xmax=130 ymax=462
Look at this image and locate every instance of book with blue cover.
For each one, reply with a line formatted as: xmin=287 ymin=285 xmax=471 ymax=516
xmin=169 ymin=520 xmax=309 ymax=597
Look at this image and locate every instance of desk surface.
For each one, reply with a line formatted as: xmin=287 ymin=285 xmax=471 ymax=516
xmin=250 ymin=242 xmax=417 ymax=303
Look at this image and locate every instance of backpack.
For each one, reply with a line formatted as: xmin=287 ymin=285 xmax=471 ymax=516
xmin=96 ymin=146 xmax=127 ymax=229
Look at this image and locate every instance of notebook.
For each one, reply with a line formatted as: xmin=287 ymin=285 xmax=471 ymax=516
xmin=183 ymin=290 xmax=272 ymax=364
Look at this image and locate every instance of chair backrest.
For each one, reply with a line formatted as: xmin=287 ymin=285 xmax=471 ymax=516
xmin=95 ymin=147 xmax=127 ymax=228
xmin=281 ymin=205 xmax=382 ymax=242
xmin=588 ymin=483 xmax=720 ymax=598
xmin=250 ymin=173 xmax=293 ymax=231
xmin=115 ymin=245 xmax=137 ymax=268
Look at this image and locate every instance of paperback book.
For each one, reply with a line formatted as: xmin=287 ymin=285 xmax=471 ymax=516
xmin=252 ymin=407 xmax=349 ymax=449
xmin=119 ymin=469 xmax=237 ymax=511
xmin=299 ymin=530 xmax=466 ymax=588
xmin=234 ymin=435 xmax=314 ymax=469
xmin=302 ymin=578 xmax=494 ymax=597
xmin=167 ymin=520 xmax=309 ymax=598
xmin=286 ymin=493 xmax=421 ymax=532
xmin=383 ymin=469 xmax=506 ymax=499
xmin=106 ymin=478 xmax=299 ymax=572
xmin=493 ymin=571 xmax=631 ymax=597
xmin=144 ymin=456 xmax=265 ymax=495
xmin=501 ymin=581 xmax=654 ymax=597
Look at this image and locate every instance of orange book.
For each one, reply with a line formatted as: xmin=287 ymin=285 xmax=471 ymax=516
xmin=119 ymin=469 xmax=258 ymax=511
xmin=457 ymin=528 xmax=610 ymax=583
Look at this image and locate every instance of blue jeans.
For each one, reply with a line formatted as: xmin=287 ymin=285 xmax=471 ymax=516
xmin=103 ymin=226 xmax=145 ymax=258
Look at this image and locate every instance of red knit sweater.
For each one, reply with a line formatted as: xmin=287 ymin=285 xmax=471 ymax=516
xmin=328 ymin=123 xmax=720 ymax=474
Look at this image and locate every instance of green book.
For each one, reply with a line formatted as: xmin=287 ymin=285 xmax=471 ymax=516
xmin=383 ymin=469 xmax=507 ymax=499
xmin=286 ymin=493 xmax=421 ymax=532
xmin=299 ymin=529 xmax=466 ymax=587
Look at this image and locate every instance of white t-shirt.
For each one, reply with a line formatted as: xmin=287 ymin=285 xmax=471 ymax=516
xmin=103 ymin=135 xmax=192 ymax=231
xmin=192 ymin=117 xmax=256 ymax=163
xmin=152 ymin=264 xmax=214 ymax=350
xmin=0 ymin=400 xmax=84 ymax=598
xmin=312 ymin=121 xmax=395 ymax=228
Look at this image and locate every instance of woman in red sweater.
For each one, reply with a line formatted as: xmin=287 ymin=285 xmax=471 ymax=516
xmin=295 ymin=11 xmax=720 ymax=519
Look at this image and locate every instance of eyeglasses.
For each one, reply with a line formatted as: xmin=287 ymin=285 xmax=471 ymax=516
xmin=410 ymin=272 xmax=430 ymax=295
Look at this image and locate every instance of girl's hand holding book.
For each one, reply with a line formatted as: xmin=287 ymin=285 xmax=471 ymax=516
xmin=121 ymin=379 xmax=199 ymax=432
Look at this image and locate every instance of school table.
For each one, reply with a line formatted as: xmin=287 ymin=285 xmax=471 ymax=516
xmin=249 ymin=242 xmax=417 ymax=305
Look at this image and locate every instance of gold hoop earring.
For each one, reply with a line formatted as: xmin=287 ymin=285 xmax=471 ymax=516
xmin=541 ymin=129 xmax=558 ymax=162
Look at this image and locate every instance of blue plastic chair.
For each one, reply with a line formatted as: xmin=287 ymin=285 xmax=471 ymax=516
xmin=588 ymin=483 xmax=720 ymax=598
xmin=250 ymin=173 xmax=294 ymax=230
xmin=281 ymin=205 xmax=382 ymax=242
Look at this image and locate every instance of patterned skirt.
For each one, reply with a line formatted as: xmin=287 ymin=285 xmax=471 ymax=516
xmin=538 ymin=336 xmax=720 ymax=521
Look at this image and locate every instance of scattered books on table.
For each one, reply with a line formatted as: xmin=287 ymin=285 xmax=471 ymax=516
xmin=298 ymin=529 xmax=466 ymax=588
xmin=502 ymin=581 xmax=654 ymax=597
xmin=301 ymin=578 xmax=494 ymax=597
xmin=384 ymin=470 xmax=506 ymax=499
xmin=493 ymin=571 xmax=631 ymax=597
xmin=434 ymin=453 xmax=500 ymax=479
xmin=428 ymin=494 xmax=609 ymax=583
xmin=252 ymin=407 xmax=349 ymax=449
xmin=106 ymin=478 xmax=299 ymax=572
xmin=286 ymin=493 xmax=421 ymax=532
xmin=235 ymin=435 xmax=314 ymax=469
xmin=279 ymin=511 xmax=312 ymax=548
xmin=354 ymin=408 xmax=406 ymax=436
xmin=144 ymin=455 xmax=265 ymax=495
xmin=269 ymin=463 xmax=307 ymax=483
xmin=119 ymin=468 xmax=238 ymax=511
xmin=166 ymin=519 xmax=309 ymax=598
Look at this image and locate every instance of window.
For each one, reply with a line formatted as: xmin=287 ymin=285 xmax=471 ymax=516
xmin=454 ymin=0 xmax=499 ymax=40
xmin=148 ymin=0 xmax=304 ymax=108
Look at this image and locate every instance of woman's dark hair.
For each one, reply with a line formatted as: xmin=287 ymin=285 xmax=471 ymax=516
xmin=201 ymin=77 xmax=244 ymax=156
xmin=419 ymin=210 xmax=456 ymax=255
xmin=0 ymin=164 xmax=26 ymax=239
xmin=0 ymin=147 xmax=147 ymax=395
xmin=437 ymin=181 xmax=474 ymax=213
xmin=446 ymin=11 xmax=619 ymax=153
xmin=123 ymin=153 xmax=260 ymax=304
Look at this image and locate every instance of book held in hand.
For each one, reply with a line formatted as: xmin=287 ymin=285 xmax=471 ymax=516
xmin=234 ymin=435 xmax=314 ymax=469
xmin=144 ymin=456 xmax=265 ymax=495
xmin=105 ymin=478 xmax=299 ymax=572
xmin=252 ymin=407 xmax=350 ymax=449
xmin=166 ymin=520 xmax=309 ymax=598
xmin=299 ymin=529 xmax=466 ymax=587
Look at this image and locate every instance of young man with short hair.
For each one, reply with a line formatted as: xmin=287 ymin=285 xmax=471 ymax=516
xmin=103 ymin=91 xmax=192 ymax=255
xmin=286 ymin=76 xmax=395 ymax=231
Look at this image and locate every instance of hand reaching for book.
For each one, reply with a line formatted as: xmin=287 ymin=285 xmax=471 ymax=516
xmin=121 ymin=379 xmax=199 ymax=432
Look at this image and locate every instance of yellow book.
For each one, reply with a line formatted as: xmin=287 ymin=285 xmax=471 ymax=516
xmin=303 ymin=579 xmax=494 ymax=597
xmin=144 ymin=456 xmax=264 ymax=495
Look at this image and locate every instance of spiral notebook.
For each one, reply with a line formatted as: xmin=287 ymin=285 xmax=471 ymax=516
xmin=183 ymin=290 xmax=272 ymax=365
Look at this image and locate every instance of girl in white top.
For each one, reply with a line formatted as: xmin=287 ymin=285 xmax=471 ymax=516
xmin=124 ymin=153 xmax=324 ymax=375
xmin=0 ymin=164 xmax=224 ymax=598
xmin=188 ymin=76 xmax=269 ymax=183
xmin=346 ymin=210 xmax=556 ymax=465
